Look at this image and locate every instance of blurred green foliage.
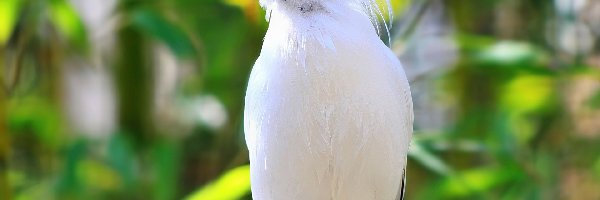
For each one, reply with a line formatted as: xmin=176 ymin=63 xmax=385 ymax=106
xmin=2 ymin=0 xmax=600 ymax=199
xmin=185 ymin=165 xmax=250 ymax=200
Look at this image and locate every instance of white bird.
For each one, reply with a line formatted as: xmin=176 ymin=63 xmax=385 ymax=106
xmin=244 ymin=0 xmax=413 ymax=199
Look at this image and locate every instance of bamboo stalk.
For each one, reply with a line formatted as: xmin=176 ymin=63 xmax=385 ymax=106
xmin=116 ymin=0 xmax=154 ymax=150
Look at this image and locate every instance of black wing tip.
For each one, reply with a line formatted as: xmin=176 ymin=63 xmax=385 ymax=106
xmin=399 ymin=169 xmax=406 ymax=200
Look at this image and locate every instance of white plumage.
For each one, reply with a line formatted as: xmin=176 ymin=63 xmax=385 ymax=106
xmin=244 ymin=0 xmax=413 ymax=199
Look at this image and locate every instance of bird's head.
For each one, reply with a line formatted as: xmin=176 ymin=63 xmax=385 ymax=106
xmin=260 ymin=0 xmax=333 ymax=14
xmin=259 ymin=0 xmax=391 ymax=20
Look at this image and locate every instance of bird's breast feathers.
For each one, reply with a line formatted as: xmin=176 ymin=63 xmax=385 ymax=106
xmin=243 ymin=0 xmax=411 ymax=199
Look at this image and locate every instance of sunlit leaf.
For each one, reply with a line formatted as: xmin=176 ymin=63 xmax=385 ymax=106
xmin=223 ymin=0 xmax=253 ymax=8
xmin=500 ymin=75 xmax=555 ymax=144
xmin=439 ymin=167 xmax=516 ymax=198
xmin=185 ymin=165 xmax=251 ymax=200
xmin=0 ymin=0 xmax=21 ymax=45
xmin=502 ymin=75 xmax=555 ymax=113
xmin=48 ymin=0 xmax=88 ymax=47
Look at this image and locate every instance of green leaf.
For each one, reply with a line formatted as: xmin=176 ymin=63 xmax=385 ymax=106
xmin=76 ymin=159 xmax=122 ymax=191
xmin=131 ymin=9 xmax=196 ymax=58
xmin=152 ymin=141 xmax=181 ymax=200
xmin=501 ymin=75 xmax=555 ymax=113
xmin=408 ymin=142 xmax=452 ymax=176
xmin=48 ymin=0 xmax=88 ymax=48
xmin=108 ymin=134 xmax=136 ymax=188
xmin=185 ymin=165 xmax=251 ymax=200
xmin=8 ymin=97 xmax=64 ymax=148
xmin=0 ymin=0 xmax=21 ymax=45
xmin=500 ymin=74 xmax=556 ymax=145
xmin=439 ymin=167 xmax=517 ymax=198
xmin=56 ymin=140 xmax=87 ymax=196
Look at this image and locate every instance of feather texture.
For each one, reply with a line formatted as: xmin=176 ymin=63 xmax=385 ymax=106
xmin=244 ymin=0 xmax=412 ymax=199
xmin=260 ymin=0 xmax=392 ymax=36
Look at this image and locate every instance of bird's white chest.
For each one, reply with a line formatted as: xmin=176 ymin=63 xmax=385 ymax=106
xmin=244 ymin=7 xmax=412 ymax=200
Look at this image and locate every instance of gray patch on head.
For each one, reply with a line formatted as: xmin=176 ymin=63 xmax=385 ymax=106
xmin=280 ymin=0 xmax=325 ymax=14
xmin=298 ymin=2 xmax=316 ymax=13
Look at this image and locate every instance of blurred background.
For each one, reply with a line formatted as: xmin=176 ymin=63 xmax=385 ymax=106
xmin=1 ymin=0 xmax=600 ymax=199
